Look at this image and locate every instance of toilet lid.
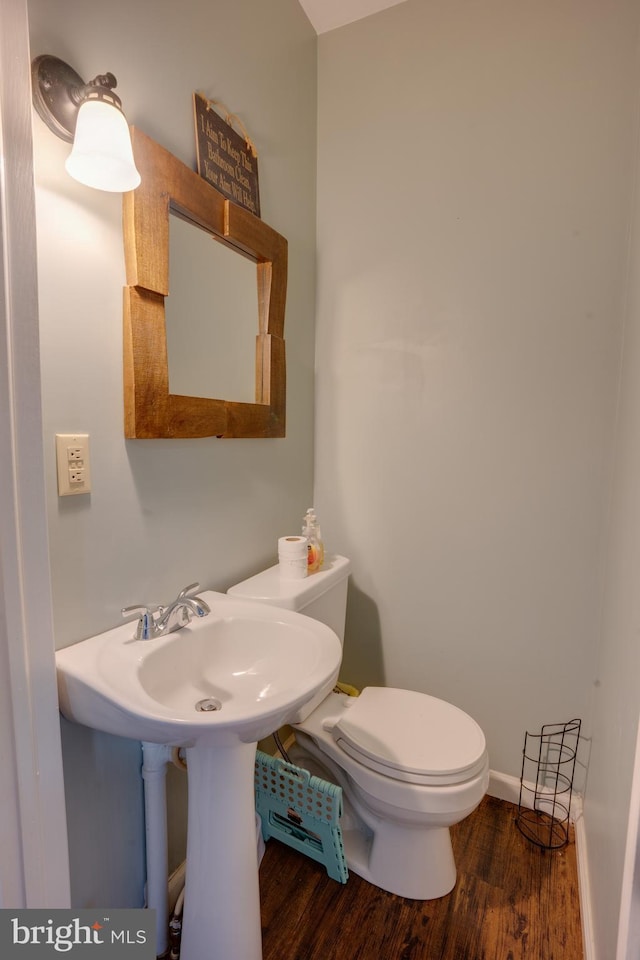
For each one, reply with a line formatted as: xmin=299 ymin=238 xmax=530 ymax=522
xmin=332 ymin=687 xmax=487 ymax=785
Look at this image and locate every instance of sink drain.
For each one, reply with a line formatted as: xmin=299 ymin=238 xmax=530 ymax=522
xmin=195 ymin=698 xmax=222 ymax=712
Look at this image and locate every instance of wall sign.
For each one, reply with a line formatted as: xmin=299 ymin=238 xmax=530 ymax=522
xmin=193 ymin=92 xmax=261 ymax=217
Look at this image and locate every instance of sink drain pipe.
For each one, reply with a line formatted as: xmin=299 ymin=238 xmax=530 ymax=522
xmin=142 ymin=742 xmax=173 ymax=958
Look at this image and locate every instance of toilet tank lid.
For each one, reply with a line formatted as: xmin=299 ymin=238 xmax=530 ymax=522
xmin=227 ymin=554 xmax=351 ymax=611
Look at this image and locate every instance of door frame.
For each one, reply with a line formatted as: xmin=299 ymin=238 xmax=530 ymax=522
xmin=617 ymin=713 xmax=640 ymax=959
xmin=0 ymin=0 xmax=70 ymax=908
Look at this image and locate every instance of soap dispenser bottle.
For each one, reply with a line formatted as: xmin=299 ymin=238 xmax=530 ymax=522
xmin=302 ymin=508 xmax=322 ymax=573
xmin=310 ymin=510 xmax=324 ymax=570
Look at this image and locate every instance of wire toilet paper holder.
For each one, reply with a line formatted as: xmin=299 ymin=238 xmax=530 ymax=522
xmin=516 ymin=717 xmax=581 ymax=850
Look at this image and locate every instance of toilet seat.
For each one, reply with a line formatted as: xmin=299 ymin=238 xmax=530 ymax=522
xmin=327 ymin=687 xmax=487 ymax=786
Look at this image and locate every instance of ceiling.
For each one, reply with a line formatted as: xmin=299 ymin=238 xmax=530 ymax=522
xmin=298 ymin=0 xmax=407 ymax=35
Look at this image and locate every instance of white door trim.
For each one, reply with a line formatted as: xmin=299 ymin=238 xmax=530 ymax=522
xmin=617 ymin=713 xmax=640 ymax=960
xmin=0 ymin=0 xmax=71 ymax=907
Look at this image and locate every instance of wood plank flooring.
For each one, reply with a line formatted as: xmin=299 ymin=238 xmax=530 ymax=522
xmin=259 ymin=796 xmax=583 ymax=960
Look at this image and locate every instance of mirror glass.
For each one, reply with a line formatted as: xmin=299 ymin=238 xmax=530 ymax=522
xmin=165 ymin=212 xmax=258 ymax=404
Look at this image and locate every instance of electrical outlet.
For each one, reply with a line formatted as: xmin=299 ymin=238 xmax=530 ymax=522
xmin=56 ymin=434 xmax=92 ymax=496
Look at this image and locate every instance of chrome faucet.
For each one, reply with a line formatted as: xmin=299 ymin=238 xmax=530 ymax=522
xmin=122 ymin=583 xmax=211 ymax=640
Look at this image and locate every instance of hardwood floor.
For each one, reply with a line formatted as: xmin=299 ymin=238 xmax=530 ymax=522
xmin=259 ymin=796 xmax=583 ymax=960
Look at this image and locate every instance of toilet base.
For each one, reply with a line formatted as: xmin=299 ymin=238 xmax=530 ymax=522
xmin=342 ymin=809 xmax=456 ymax=900
xmin=289 ymin=738 xmax=458 ymax=900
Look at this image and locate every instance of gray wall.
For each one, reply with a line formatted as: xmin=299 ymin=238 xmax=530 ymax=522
xmin=315 ymin=0 xmax=638 ymax=776
xmin=27 ymin=0 xmax=317 ymax=906
xmin=314 ymin=4 xmax=640 ymax=955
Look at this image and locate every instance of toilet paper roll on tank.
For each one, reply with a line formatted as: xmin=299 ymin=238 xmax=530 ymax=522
xmin=278 ymin=536 xmax=308 ymax=579
xmin=278 ymin=508 xmax=326 ymax=579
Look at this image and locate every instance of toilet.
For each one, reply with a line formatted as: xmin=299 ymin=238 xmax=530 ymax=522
xmin=228 ymin=554 xmax=489 ymax=900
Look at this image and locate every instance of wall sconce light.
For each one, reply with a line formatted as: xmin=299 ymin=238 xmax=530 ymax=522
xmin=31 ymin=54 xmax=141 ymax=193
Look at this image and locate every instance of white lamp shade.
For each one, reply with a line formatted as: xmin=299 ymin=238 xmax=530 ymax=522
xmin=65 ymin=99 xmax=141 ymax=192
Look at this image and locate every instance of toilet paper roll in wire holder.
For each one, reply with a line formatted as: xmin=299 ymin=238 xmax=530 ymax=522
xmin=516 ymin=718 xmax=581 ymax=850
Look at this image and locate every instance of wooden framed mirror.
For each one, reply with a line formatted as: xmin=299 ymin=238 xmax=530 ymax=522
xmin=122 ymin=127 xmax=287 ymax=438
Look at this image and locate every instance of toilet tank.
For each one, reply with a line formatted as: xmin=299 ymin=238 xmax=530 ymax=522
xmin=227 ymin=554 xmax=350 ymax=644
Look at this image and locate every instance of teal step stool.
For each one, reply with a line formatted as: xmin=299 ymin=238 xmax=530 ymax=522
xmin=254 ymin=749 xmax=348 ymax=884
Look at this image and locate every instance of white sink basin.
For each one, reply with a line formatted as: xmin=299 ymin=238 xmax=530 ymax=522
xmin=56 ymin=589 xmax=343 ymax=960
xmin=55 ymin=591 xmax=342 ymax=747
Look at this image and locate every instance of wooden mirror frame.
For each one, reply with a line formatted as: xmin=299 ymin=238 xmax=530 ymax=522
xmin=122 ymin=127 xmax=287 ymax=438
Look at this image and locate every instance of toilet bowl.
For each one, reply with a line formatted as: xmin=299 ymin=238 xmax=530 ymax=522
xmin=289 ymin=687 xmax=488 ymax=898
xmin=227 ymin=555 xmax=489 ymax=900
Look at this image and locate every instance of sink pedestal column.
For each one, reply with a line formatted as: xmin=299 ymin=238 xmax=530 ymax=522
xmin=179 ymin=741 xmax=262 ymax=960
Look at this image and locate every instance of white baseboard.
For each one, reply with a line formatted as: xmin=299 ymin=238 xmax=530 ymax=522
xmin=488 ymin=770 xmax=594 ymax=960
xmin=488 ymin=769 xmax=524 ymax=808
xmin=573 ymin=809 xmax=596 ymax=960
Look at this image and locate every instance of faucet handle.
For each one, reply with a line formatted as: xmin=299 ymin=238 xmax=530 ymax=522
xmin=122 ymin=604 xmax=156 ymax=640
xmin=175 ymin=583 xmax=211 ymax=618
xmin=177 ymin=582 xmax=202 ymax=599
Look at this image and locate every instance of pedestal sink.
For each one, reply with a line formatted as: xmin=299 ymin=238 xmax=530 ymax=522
xmin=55 ymin=592 xmax=342 ymax=960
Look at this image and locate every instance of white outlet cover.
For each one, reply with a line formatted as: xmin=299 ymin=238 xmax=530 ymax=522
xmin=55 ymin=433 xmax=91 ymax=497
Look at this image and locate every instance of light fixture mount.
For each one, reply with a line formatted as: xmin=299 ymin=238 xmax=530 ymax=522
xmin=31 ymin=54 xmax=123 ymax=143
